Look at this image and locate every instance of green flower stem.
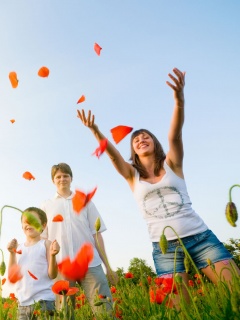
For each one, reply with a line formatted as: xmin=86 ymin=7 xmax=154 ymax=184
xmin=162 ymin=226 xmax=206 ymax=291
xmin=0 ymin=205 xmax=23 ymax=240
xmin=228 ymin=184 xmax=240 ymax=202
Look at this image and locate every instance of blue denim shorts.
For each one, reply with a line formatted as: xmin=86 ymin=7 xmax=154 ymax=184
xmin=152 ymin=229 xmax=233 ymax=276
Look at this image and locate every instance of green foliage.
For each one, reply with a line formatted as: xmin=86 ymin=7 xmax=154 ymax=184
xmin=224 ymin=238 xmax=240 ymax=268
xmin=127 ymin=257 xmax=156 ymax=284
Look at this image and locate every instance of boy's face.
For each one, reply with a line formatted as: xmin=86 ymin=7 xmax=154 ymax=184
xmin=22 ymin=211 xmax=44 ymax=237
xmin=53 ymin=169 xmax=72 ymax=192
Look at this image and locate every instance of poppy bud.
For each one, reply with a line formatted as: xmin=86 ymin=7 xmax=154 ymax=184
xmin=184 ymin=255 xmax=191 ymax=274
xmin=0 ymin=261 xmax=6 ymax=276
xmin=225 ymin=202 xmax=238 ymax=227
xmin=159 ymin=234 xmax=168 ymax=254
xmin=95 ymin=217 xmax=101 ymax=232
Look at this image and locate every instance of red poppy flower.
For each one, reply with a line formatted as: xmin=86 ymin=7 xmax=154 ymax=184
xmin=77 ymin=95 xmax=85 ymax=104
xmin=125 ymin=272 xmax=134 ymax=279
xmin=58 ymin=243 xmax=94 ymax=281
xmin=52 ymin=214 xmax=64 ymax=222
xmin=9 ymin=72 xmax=18 ymax=88
xmin=92 ymin=139 xmax=108 ymax=158
xmin=52 ymin=280 xmax=79 ymax=296
xmin=110 ymin=286 xmax=117 ymax=294
xmin=162 ymin=277 xmax=177 ymax=294
xmin=72 ymin=187 xmax=97 ymax=214
xmin=9 ymin=293 xmax=17 ymax=301
xmin=149 ymin=287 xmax=165 ymax=304
xmin=23 ymin=171 xmax=35 ymax=180
xmin=28 ymin=270 xmax=38 ymax=280
xmin=75 ymin=293 xmax=86 ymax=308
xmin=10 ymin=119 xmax=15 ymax=123
xmin=110 ymin=125 xmax=133 ymax=144
xmin=188 ymin=280 xmax=194 ymax=287
xmin=13 ymin=249 xmax=22 ymax=254
xmin=2 ymin=278 xmax=6 ymax=285
xmin=8 ymin=264 xmax=23 ymax=283
xmin=38 ymin=66 xmax=49 ymax=77
xmin=94 ymin=43 xmax=102 ymax=56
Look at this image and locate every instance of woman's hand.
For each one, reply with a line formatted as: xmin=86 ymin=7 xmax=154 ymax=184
xmin=77 ymin=109 xmax=97 ymax=130
xmin=166 ymin=68 xmax=185 ymax=106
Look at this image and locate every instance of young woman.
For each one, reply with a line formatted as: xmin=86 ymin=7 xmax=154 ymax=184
xmin=77 ymin=68 xmax=240 ymax=288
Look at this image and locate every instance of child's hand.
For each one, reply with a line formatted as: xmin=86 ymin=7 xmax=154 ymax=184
xmin=7 ymin=239 xmax=18 ymax=253
xmin=50 ymin=240 xmax=60 ymax=256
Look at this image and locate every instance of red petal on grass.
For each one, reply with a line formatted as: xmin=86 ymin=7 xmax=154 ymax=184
xmin=2 ymin=278 xmax=6 ymax=285
xmin=52 ymin=214 xmax=64 ymax=222
xmin=38 ymin=66 xmax=50 ymax=77
xmin=94 ymin=43 xmax=102 ymax=56
xmin=13 ymin=249 xmax=22 ymax=254
xmin=77 ymin=95 xmax=85 ymax=104
xmin=72 ymin=187 xmax=97 ymax=214
xmin=58 ymin=243 xmax=93 ymax=281
xmin=52 ymin=280 xmax=69 ymax=295
xmin=23 ymin=171 xmax=35 ymax=180
xmin=110 ymin=125 xmax=133 ymax=144
xmin=8 ymin=264 xmax=23 ymax=283
xmin=10 ymin=119 xmax=15 ymax=123
xmin=9 ymin=72 xmax=19 ymax=88
xmin=28 ymin=270 xmax=38 ymax=280
xmin=92 ymin=139 xmax=108 ymax=158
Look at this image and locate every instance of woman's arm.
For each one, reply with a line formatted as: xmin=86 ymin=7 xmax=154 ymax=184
xmin=166 ymin=68 xmax=185 ymax=174
xmin=77 ymin=109 xmax=135 ymax=187
xmin=45 ymin=239 xmax=60 ymax=279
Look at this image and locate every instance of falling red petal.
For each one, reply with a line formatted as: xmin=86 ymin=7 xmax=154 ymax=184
xmin=23 ymin=171 xmax=35 ymax=180
xmin=94 ymin=43 xmax=102 ymax=56
xmin=9 ymin=72 xmax=19 ymax=88
xmin=77 ymin=95 xmax=85 ymax=104
xmin=13 ymin=249 xmax=22 ymax=254
xmin=10 ymin=119 xmax=15 ymax=124
xmin=58 ymin=243 xmax=94 ymax=281
xmin=38 ymin=66 xmax=50 ymax=77
xmin=110 ymin=125 xmax=133 ymax=144
xmin=92 ymin=139 xmax=108 ymax=158
xmin=28 ymin=270 xmax=38 ymax=280
xmin=2 ymin=278 xmax=6 ymax=285
xmin=72 ymin=187 xmax=97 ymax=214
xmin=8 ymin=264 xmax=23 ymax=283
xmin=52 ymin=214 xmax=64 ymax=222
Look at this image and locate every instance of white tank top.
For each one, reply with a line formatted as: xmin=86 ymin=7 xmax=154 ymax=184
xmin=133 ymin=161 xmax=208 ymax=241
xmin=16 ymin=239 xmax=55 ymax=306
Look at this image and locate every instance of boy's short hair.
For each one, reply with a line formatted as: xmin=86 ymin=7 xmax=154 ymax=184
xmin=22 ymin=207 xmax=47 ymax=225
xmin=51 ymin=163 xmax=73 ymax=180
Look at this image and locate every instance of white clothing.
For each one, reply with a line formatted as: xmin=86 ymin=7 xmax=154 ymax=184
xmin=41 ymin=192 xmax=106 ymax=267
xmin=16 ymin=239 xmax=55 ymax=306
xmin=133 ymin=161 xmax=208 ymax=241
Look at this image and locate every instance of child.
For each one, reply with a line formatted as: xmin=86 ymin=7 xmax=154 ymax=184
xmin=7 ymin=207 xmax=60 ymax=319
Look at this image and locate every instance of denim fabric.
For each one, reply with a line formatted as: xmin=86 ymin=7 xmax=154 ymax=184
xmin=152 ymin=229 xmax=232 ymax=276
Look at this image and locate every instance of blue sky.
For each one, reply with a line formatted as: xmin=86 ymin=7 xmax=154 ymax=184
xmin=1 ymin=1 xmax=240 ymax=297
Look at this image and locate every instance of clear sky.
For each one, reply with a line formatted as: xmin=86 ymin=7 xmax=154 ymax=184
xmin=1 ymin=1 xmax=240 ymax=297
